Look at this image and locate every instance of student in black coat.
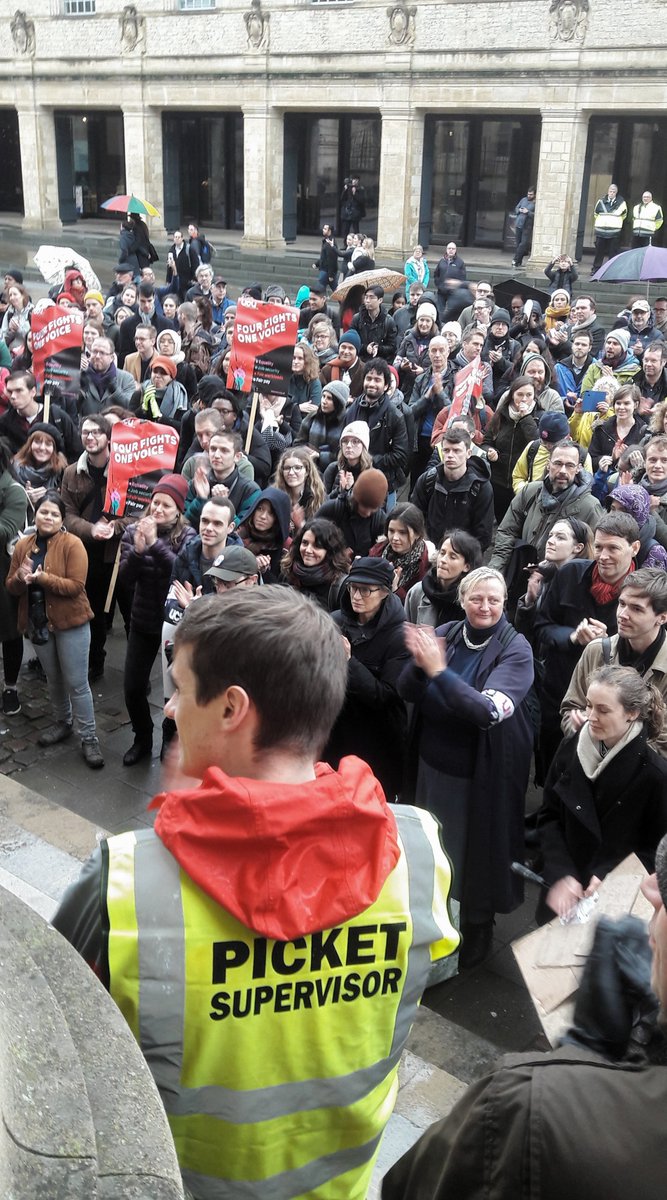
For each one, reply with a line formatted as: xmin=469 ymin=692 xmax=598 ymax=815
xmin=317 ymin=468 xmax=387 ymax=558
xmin=324 ymin=556 xmax=409 ymax=801
xmin=539 ymin=665 xmax=667 ymax=921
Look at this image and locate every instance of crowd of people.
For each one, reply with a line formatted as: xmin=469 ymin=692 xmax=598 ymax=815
xmin=1 ymin=222 xmax=665 ymax=1196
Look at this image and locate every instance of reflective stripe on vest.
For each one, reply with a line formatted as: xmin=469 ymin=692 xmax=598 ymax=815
xmin=106 ymin=807 xmax=458 ymax=1199
xmin=594 ymin=199 xmax=627 ymax=234
xmin=633 ymin=203 xmax=664 ymax=236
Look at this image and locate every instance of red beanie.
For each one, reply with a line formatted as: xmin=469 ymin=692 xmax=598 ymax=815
xmin=151 ymin=354 xmax=177 ymax=380
xmin=152 ymin=473 xmax=188 ymax=512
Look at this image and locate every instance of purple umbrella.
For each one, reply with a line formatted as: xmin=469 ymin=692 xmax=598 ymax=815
xmin=591 ymin=245 xmax=667 ymax=288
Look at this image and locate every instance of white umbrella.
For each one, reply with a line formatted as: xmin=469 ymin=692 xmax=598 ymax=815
xmin=33 ymin=246 xmax=101 ymax=292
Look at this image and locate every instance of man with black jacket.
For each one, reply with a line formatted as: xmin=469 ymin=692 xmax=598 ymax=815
xmin=313 ymin=225 xmax=340 ymax=290
xmin=351 ymin=287 xmax=397 ymax=362
xmin=410 ymin=426 xmax=494 ymax=549
xmin=343 ymin=359 xmax=409 ymax=504
xmin=165 ymin=229 xmax=199 ymax=299
xmin=0 ymin=370 xmax=82 ymax=462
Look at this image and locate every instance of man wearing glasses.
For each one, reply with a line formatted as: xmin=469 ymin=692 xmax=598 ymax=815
xmin=79 ymin=337 xmax=135 ymax=416
xmin=61 ymin=414 xmax=132 ymax=681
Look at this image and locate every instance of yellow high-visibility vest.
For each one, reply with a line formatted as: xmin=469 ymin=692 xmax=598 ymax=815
xmin=594 ymin=197 xmax=627 ymax=235
xmin=106 ymin=806 xmax=458 ymax=1200
xmin=633 ymin=202 xmax=664 ymax=237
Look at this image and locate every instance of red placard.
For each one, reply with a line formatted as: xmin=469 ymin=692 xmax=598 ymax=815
xmin=447 ymin=355 xmax=485 ymax=426
xmin=104 ymin=420 xmax=179 ymax=518
xmin=31 ymin=306 xmax=84 ymax=407
xmin=227 ymin=296 xmax=300 ymax=396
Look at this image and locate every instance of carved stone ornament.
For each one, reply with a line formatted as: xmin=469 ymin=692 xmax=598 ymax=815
xmin=11 ymin=9 xmax=35 ymax=57
xmin=120 ymin=5 xmax=146 ymax=54
xmin=245 ymin=0 xmax=269 ymax=51
xmin=548 ymin=0 xmax=589 ymax=43
xmin=387 ymin=3 xmax=416 ymax=47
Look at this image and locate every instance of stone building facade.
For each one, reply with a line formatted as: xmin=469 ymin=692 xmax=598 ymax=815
xmin=0 ymin=0 xmax=665 ymax=263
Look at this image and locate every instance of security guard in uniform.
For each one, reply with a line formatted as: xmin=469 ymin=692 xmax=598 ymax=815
xmin=53 ymin=588 xmax=458 ymax=1200
xmin=632 ymin=190 xmax=664 ymax=247
xmin=592 ymin=183 xmax=628 ymax=272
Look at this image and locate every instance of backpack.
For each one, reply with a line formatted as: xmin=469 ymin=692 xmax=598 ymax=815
xmin=199 ymin=237 xmax=215 ymax=265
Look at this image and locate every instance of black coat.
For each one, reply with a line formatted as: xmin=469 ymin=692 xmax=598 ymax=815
xmin=533 ymin=559 xmax=620 ymax=725
xmin=118 ymin=313 xmax=171 ymax=367
xmin=324 ymin=591 xmax=409 ymax=801
xmin=410 ymin=457 xmax=494 ymax=550
xmin=482 ymin=402 xmax=539 ymax=492
xmin=588 ymin=415 xmax=646 ymax=472
xmin=343 ymin=393 xmax=409 ymax=492
xmin=351 ymin=308 xmax=398 ymax=361
xmin=539 ymin=727 xmax=667 ymax=886
xmin=316 ymin=496 xmax=386 ymax=557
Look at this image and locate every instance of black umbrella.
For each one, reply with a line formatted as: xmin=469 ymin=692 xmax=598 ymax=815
xmin=492 ymin=278 xmax=552 ymax=313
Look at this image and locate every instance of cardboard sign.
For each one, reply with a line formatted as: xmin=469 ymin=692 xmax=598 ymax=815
xmin=227 ymin=296 xmax=300 ymax=396
xmin=104 ymin=419 xmax=179 ymax=518
xmin=31 ymin=305 xmax=84 ymax=408
xmin=447 ymin=355 xmax=485 ymax=425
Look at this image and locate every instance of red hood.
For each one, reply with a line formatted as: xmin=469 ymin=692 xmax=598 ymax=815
xmin=151 ymin=757 xmax=399 ymax=940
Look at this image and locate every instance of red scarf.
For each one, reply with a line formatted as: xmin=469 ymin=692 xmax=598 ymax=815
xmin=589 ymin=560 xmax=635 ymax=606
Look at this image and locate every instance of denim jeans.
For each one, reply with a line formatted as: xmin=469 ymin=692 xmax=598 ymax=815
xmin=34 ymin=623 xmax=96 ymax=740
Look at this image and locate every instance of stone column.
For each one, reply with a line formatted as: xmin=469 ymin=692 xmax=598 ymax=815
xmin=529 ymin=109 xmax=589 ymax=267
xmin=241 ymin=105 xmax=285 ymax=250
xmin=17 ymin=105 xmax=62 ymax=232
xmin=123 ymin=105 xmax=167 ymax=239
xmin=376 ymin=106 xmax=425 ymax=258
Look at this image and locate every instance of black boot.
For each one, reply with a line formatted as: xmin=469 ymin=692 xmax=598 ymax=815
xmin=160 ymin=717 xmax=177 ymax=762
xmin=459 ymin=918 xmax=495 ymax=970
xmin=123 ymin=738 xmax=152 ymax=766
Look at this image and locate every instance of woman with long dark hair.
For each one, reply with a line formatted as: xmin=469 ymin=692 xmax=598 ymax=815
xmin=483 ymin=375 xmax=539 ymax=521
xmin=0 ymin=437 xmax=27 ymax=716
xmin=281 ymin=518 xmax=348 ymax=609
xmin=13 ymin=423 xmax=67 ymax=518
xmin=405 ymin=530 xmax=483 ymax=626
xmin=369 ymin=503 xmax=429 ymax=602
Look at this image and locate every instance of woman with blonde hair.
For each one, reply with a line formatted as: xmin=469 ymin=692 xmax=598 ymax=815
xmin=272 ymin=445 xmax=325 ymax=531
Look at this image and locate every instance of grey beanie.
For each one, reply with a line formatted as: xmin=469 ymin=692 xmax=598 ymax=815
xmin=606 ymin=327 xmax=631 ymax=353
xmin=322 ymin=380 xmax=350 ymax=406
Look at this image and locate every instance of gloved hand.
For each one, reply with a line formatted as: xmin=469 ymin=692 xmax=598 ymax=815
xmin=561 ymin=914 xmax=658 ymax=1060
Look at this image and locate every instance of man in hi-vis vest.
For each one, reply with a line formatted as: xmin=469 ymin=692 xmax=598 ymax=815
xmin=54 ymin=588 xmax=459 ymax=1200
xmin=592 ymin=182 xmax=628 ymax=272
xmin=632 ymin=190 xmax=664 ymax=248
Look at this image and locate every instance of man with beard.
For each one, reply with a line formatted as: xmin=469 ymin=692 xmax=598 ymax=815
xmin=382 ymin=830 xmax=667 ymax=1200
xmin=490 ymin=439 xmax=602 ymax=571
xmin=581 ymin=329 xmax=641 ymax=393
xmin=553 ymin=329 xmax=594 ymax=409
xmin=344 ymin=359 xmax=409 ymax=507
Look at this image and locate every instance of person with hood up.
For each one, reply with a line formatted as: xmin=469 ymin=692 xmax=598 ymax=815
xmin=237 ymin=487 xmax=291 ymax=583
xmin=295 ymin=379 xmax=348 ymax=470
xmin=411 ymin=426 xmax=494 ymax=550
xmin=490 ymin=438 xmax=602 ymax=573
xmin=53 ymin=588 xmax=458 ymax=1200
xmin=482 ymin=309 xmax=520 ymax=388
xmin=580 ymin=328 xmax=641 ymax=396
xmin=324 ymin=556 xmax=410 ymax=800
xmin=483 ymin=375 xmax=540 ymax=521
xmin=509 ymin=299 xmax=546 ymax=347
xmin=131 ymin=354 xmax=189 ymax=429
xmin=519 ymin=350 xmax=565 ymax=412
xmin=607 ymin=482 xmax=667 ymax=569
xmin=588 ymin=382 xmax=646 ymax=473
xmin=155 ymin=327 xmax=197 ymax=402
xmin=317 ymin=467 xmax=388 ymax=557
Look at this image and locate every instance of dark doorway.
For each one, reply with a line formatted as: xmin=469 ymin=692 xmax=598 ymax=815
xmin=576 ymin=117 xmax=667 ymax=256
xmin=420 ymin=116 xmax=541 ymax=249
xmin=0 ymin=111 xmax=23 ymax=213
xmin=283 ymin=114 xmax=381 ymax=240
xmin=162 ymin=113 xmax=244 ymax=235
xmin=54 ymin=111 xmax=125 ymax=222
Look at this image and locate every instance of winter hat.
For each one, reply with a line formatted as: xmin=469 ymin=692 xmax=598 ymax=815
xmin=84 ymin=290 xmax=104 ymax=306
xmin=152 ymin=473 xmax=188 ymax=512
xmin=346 ymin=556 xmax=394 ymax=591
xmin=56 ymin=292 xmax=77 ymax=307
xmin=115 ymin=262 xmax=134 ymax=275
xmin=388 ymin=365 xmax=400 ymax=387
xmin=521 ymin=351 xmax=551 ymax=386
xmin=264 ymin=284 xmax=289 ymax=303
xmin=150 ymin=355 xmax=177 ymax=380
xmin=537 ymin=411 xmax=570 ymax=444
xmin=339 ymin=330 xmax=362 ymax=352
xmin=197 ymin=374 xmax=229 ymax=406
xmin=490 ymin=308 xmax=510 ymax=328
xmin=442 ymin=321 xmax=462 ymax=340
xmin=416 ymin=300 xmax=438 ymax=324
xmin=242 ymin=283 xmax=263 ymax=301
xmin=156 ymin=328 xmax=182 ymax=356
xmin=6 ymin=267 xmax=23 ymax=285
xmin=607 ymin=483 xmax=650 ymax=528
xmin=606 ymin=328 xmax=630 ymax=353
xmin=27 ymin=422 xmax=64 ymax=455
xmin=352 ymin=468 xmax=388 ymax=508
xmin=341 ymin=421 xmax=371 ymax=450
xmin=322 ymin=380 xmax=350 ymax=407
